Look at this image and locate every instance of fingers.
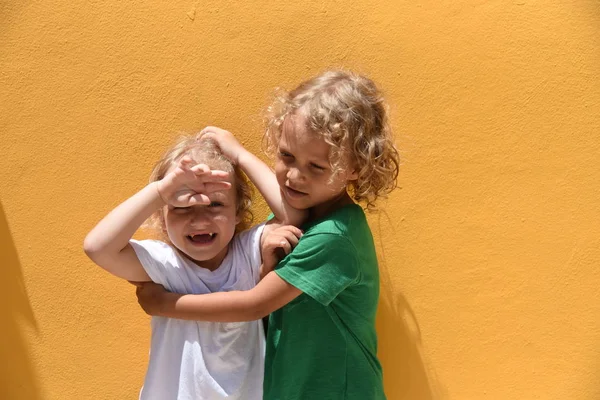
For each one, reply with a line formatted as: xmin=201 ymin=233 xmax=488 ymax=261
xmin=277 ymin=240 xmax=292 ymax=255
xmin=135 ymin=281 xmax=166 ymax=295
xmin=178 ymin=156 xmax=195 ymax=170
xmin=189 ymin=164 xmax=230 ymax=180
xmin=196 ymin=131 xmax=218 ymax=146
xmin=278 ymin=229 xmax=301 ymax=249
xmin=172 ymin=191 xmax=211 ymax=206
xmin=186 ymin=193 xmax=211 ymax=205
xmin=189 ymin=163 xmax=210 ymax=174
xmin=186 ymin=165 xmax=231 ymax=194
xmin=197 ymin=126 xmax=228 ymax=142
xmin=266 ymin=235 xmax=293 ymax=255
xmin=272 ymin=225 xmax=303 ymax=245
xmin=167 ymin=159 xmax=233 ymax=204
xmin=265 ymin=225 xmax=304 ymax=255
xmin=277 ymin=225 xmax=303 ymax=239
xmin=202 ymin=181 xmax=232 ymax=193
xmin=184 ymin=170 xmax=231 ymax=194
xmin=181 ymin=161 xmax=228 ymax=179
xmin=200 ymin=126 xmax=228 ymax=136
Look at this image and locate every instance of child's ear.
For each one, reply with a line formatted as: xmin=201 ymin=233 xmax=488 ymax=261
xmin=346 ymin=159 xmax=360 ymax=181
xmin=159 ymin=210 xmax=167 ymax=232
xmin=235 ymin=213 xmax=241 ymax=225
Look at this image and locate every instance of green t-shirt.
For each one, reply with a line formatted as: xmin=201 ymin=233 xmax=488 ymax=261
xmin=264 ymin=204 xmax=386 ymax=400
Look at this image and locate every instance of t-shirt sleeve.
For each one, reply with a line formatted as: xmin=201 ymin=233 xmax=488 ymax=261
xmin=129 ymin=239 xmax=175 ymax=285
xmin=275 ymin=233 xmax=359 ymax=306
xmin=232 ymin=223 xmax=266 ymax=284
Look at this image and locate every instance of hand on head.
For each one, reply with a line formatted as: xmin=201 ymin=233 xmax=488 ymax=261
xmin=197 ymin=126 xmax=246 ymax=165
xmin=156 ymin=156 xmax=231 ymax=207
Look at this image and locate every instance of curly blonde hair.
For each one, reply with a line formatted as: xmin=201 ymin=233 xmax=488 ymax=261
xmin=264 ymin=70 xmax=400 ymax=210
xmin=144 ymin=135 xmax=253 ymax=236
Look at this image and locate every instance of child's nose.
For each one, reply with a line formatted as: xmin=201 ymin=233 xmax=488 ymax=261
xmin=190 ymin=209 xmax=211 ymax=226
xmin=286 ymin=167 xmax=303 ymax=181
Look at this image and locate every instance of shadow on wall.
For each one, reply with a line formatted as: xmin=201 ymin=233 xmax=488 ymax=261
xmin=0 ymin=201 xmax=42 ymax=399
xmin=375 ymin=212 xmax=444 ymax=400
xmin=377 ymin=291 xmax=443 ymax=400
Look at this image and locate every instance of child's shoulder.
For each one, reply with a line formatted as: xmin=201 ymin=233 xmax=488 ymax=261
xmin=305 ymin=204 xmax=368 ymax=237
xmin=130 ymin=239 xmax=178 ymax=262
xmin=301 ymin=204 xmax=377 ymax=259
xmin=130 ymin=238 xmax=172 ymax=250
xmin=227 ymin=223 xmax=266 ymax=266
xmin=231 ymin=222 xmax=266 ymax=249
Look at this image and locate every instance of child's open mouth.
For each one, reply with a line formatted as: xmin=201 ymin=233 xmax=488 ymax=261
xmin=187 ymin=233 xmax=217 ymax=245
xmin=285 ymin=186 xmax=308 ymax=198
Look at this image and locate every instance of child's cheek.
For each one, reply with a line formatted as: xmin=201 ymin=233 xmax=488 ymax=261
xmin=211 ymin=213 xmax=236 ymax=226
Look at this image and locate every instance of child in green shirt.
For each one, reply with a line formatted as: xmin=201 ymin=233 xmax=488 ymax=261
xmin=135 ymin=70 xmax=400 ymax=399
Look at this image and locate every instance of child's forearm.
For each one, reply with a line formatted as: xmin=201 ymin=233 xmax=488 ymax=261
xmin=84 ymin=183 xmax=163 ymax=263
xmin=237 ymin=150 xmax=306 ymax=226
xmin=137 ymin=272 xmax=302 ymax=322
xmin=156 ymin=290 xmax=265 ymax=322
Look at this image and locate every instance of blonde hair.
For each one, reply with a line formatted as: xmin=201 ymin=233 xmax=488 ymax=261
xmin=264 ymin=70 xmax=399 ymax=210
xmin=144 ymin=135 xmax=253 ymax=236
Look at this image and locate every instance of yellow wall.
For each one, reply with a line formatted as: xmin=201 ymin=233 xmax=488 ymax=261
xmin=2 ymin=1 xmax=599 ymax=399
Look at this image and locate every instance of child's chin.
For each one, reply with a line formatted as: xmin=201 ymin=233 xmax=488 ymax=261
xmin=285 ymin=196 xmax=310 ymax=209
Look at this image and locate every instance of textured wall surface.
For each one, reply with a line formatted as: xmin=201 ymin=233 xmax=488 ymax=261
xmin=1 ymin=1 xmax=599 ymax=399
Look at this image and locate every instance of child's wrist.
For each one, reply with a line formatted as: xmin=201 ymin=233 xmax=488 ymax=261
xmin=154 ymin=181 xmax=169 ymax=205
xmin=236 ymin=148 xmax=252 ymax=167
xmin=160 ymin=292 xmax=183 ymax=317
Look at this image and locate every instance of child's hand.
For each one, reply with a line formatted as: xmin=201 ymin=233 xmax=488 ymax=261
xmin=135 ymin=281 xmax=169 ymax=316
xmin=198 ymin=126 xmax=247 ymax=165
xmin=156 ymin=157 xmax=231 ymax=206
xmin=260 ymin=225 xmax=303 ymax=277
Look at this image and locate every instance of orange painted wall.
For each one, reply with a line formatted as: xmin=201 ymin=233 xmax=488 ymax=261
xmin=1 ymin=1 xmax=599 ymax=399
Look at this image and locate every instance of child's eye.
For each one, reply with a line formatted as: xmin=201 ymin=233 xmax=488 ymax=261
xmin=310 ymin=163 xmax=326 ymax=171
xmin=208 ymin=201 xmax=224 ymax=208
xmin=172 ymin=207 xmax=191 ymax=214
xmin=278 ymin=151 xmax=293 ymax=158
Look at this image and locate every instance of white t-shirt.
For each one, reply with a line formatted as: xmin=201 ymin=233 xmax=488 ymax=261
xmin=130 ymin=223 xmax=265 ymax=400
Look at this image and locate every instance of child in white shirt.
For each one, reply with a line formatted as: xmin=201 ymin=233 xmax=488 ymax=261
xmin=84 ymin=135 xmax=303 ymax=399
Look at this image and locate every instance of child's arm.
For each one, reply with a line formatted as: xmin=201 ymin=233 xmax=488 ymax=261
xmin=83 ymin=159 xmax=230 ymax=282
xmin=136 ymin=270 xmax=302 ymax=322
xmin=199 ymin=127 xmax=307 ymax=226
xmin=136 ymin=224 xmax=302 ymax=320
xmin=83 ymin=183 xmax=163 ymax=282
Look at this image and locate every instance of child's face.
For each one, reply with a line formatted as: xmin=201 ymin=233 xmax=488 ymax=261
xmin=162 ymin=166 xmax=240 ymax=271
xmin=275 ymin=114 xmax=358 ymax=215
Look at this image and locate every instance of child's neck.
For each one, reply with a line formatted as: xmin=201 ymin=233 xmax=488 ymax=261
xmin=308 ymin=191 xmax=355 ymax=222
